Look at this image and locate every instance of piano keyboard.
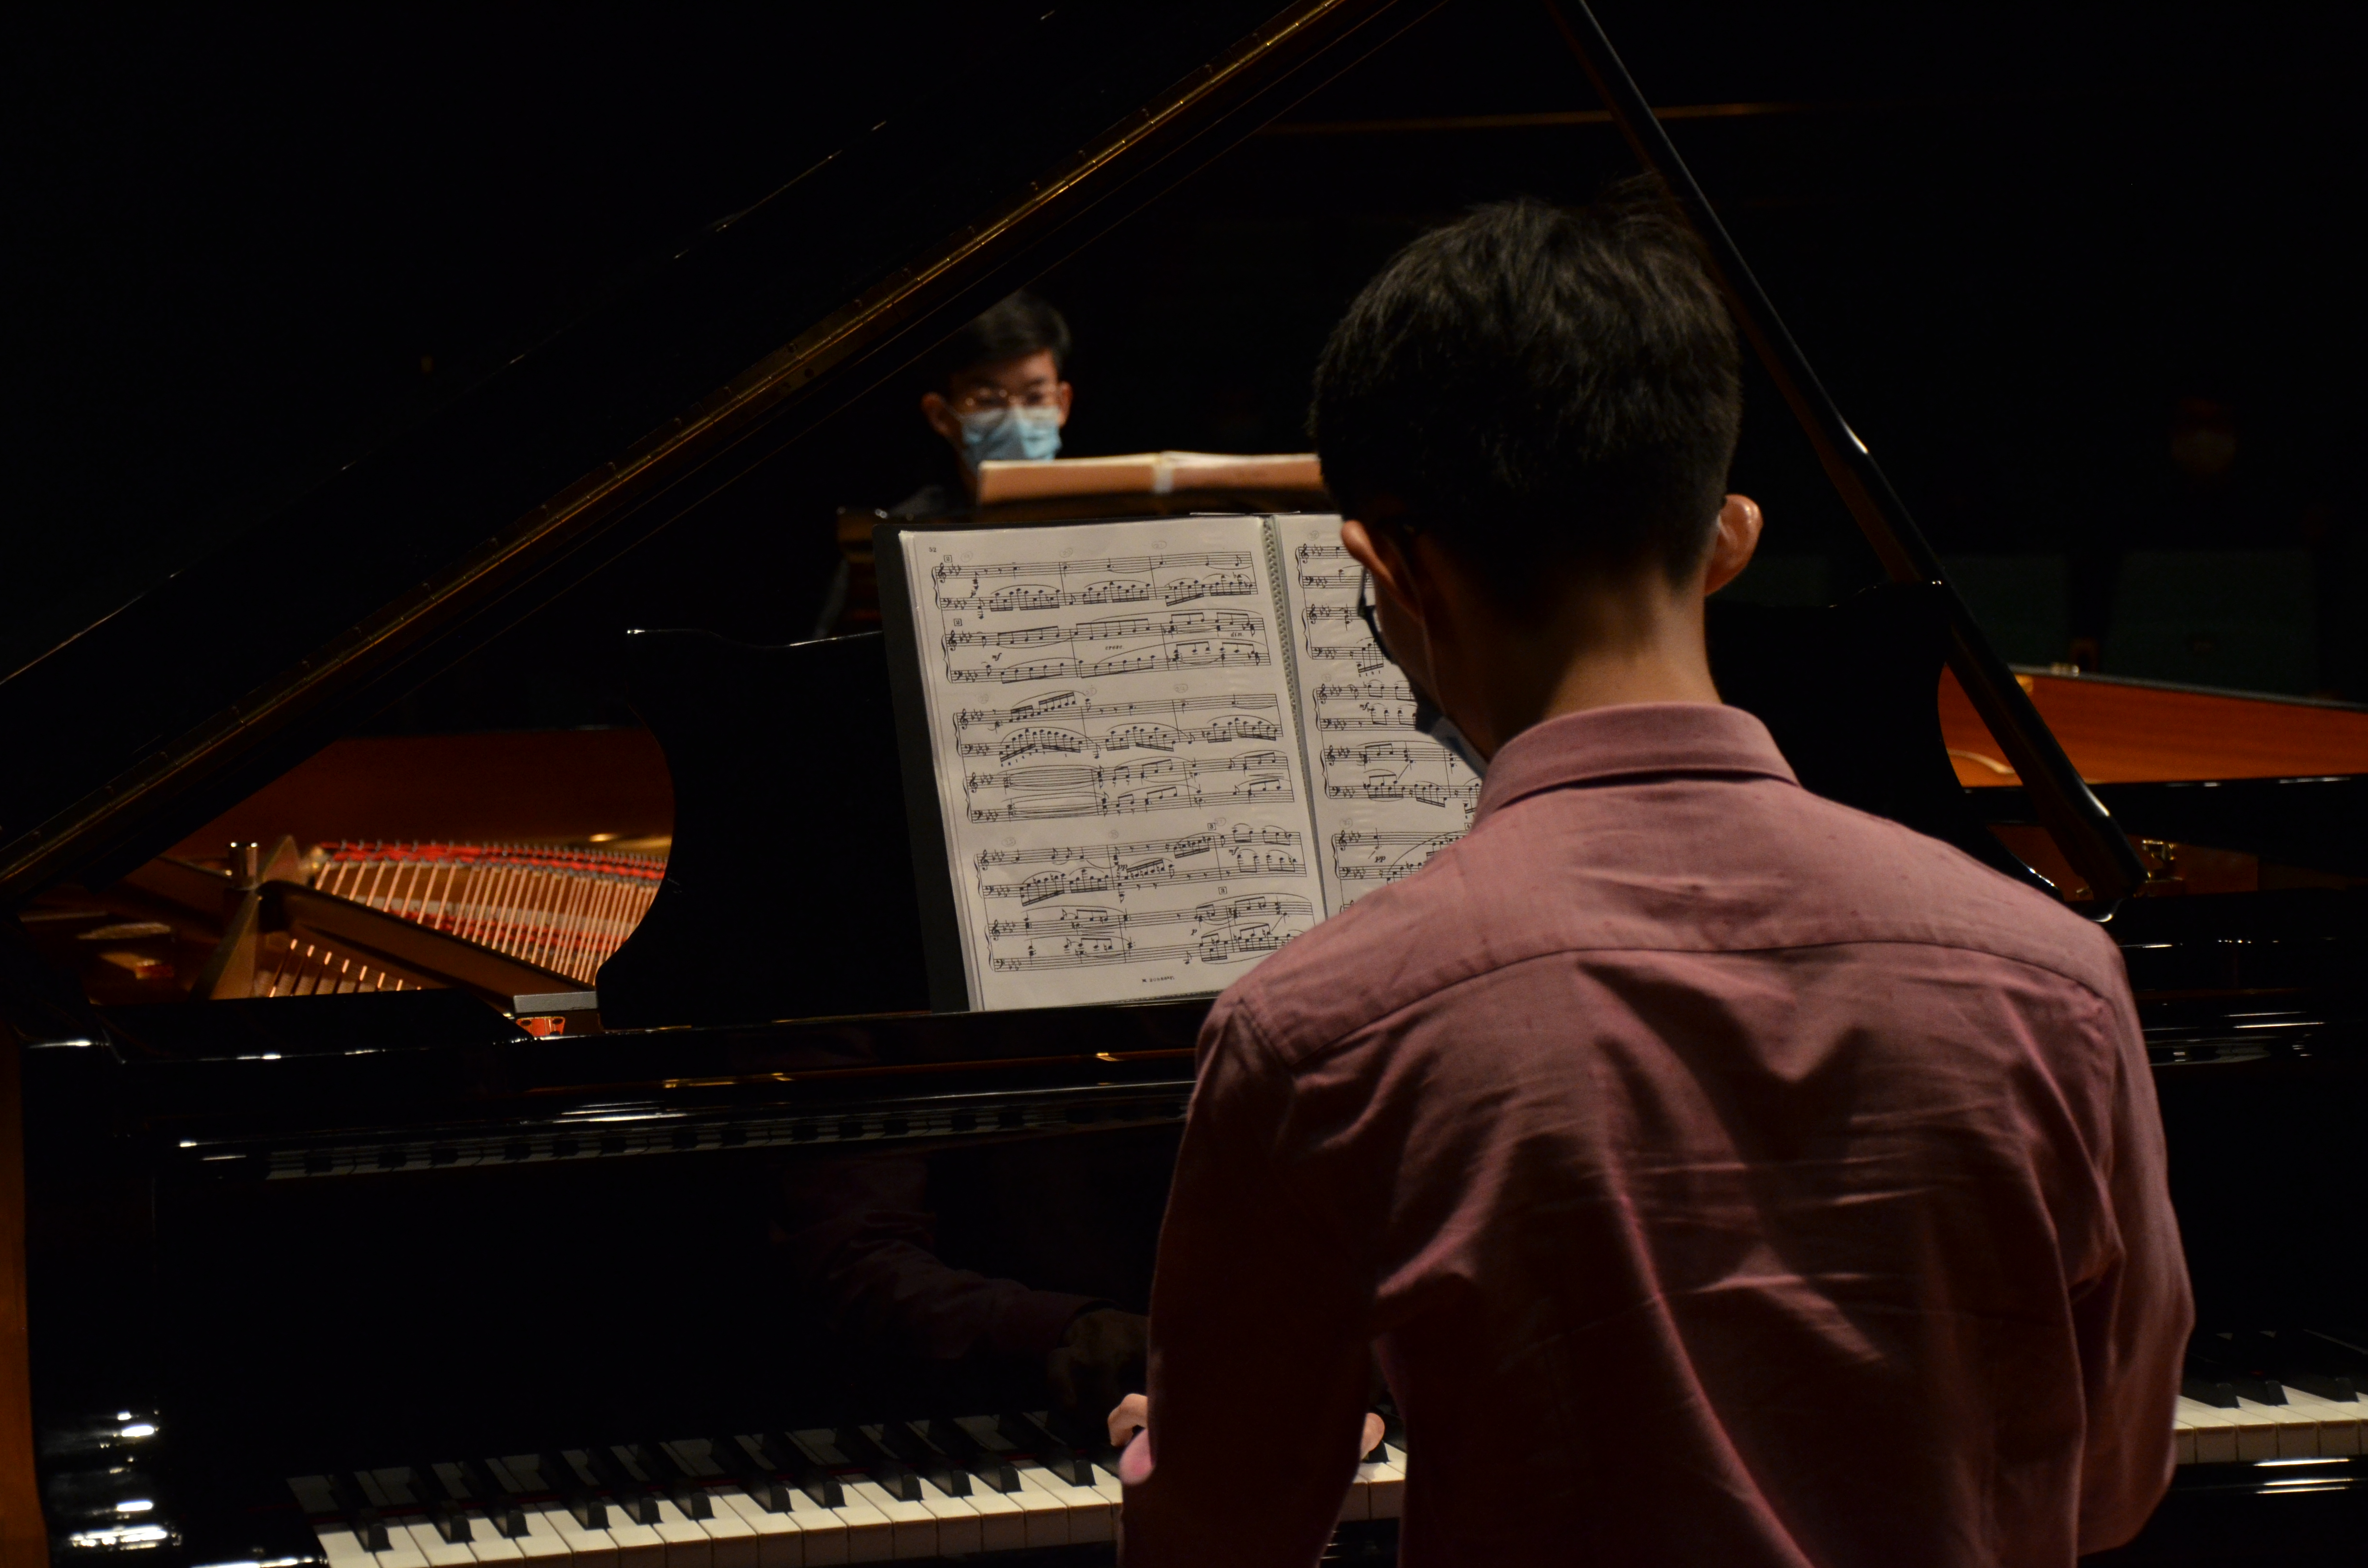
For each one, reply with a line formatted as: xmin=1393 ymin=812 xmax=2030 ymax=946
xmin=284 ymin=1417 xmax=1407 ymax=1565
xmin=2175 ymin=1388 xmax=2365 ymax=1465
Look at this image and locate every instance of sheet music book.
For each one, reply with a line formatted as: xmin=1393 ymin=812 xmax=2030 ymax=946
xmin=878 ymin=513 xmax=1479 ymax=1013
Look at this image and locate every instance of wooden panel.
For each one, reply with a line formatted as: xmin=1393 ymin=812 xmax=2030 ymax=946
xmin=168 ymin=728 xmax=673 ymax=858
xmin=0 ymin=1036 xmax=43 ymax=1568
xmin=1940 ymin=670 xmax=2368 ymax=786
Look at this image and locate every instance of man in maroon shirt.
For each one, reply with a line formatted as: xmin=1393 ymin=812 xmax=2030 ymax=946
xmin=1116 ymin=194 xmax=2190 ymax=1565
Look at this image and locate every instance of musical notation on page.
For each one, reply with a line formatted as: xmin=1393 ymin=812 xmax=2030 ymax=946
xmin=954 ymin=691 xmax=1283 ymax=761
xmin=1275 ymin=513 xmax=1480 ymax=910
xmin=975 ymin=824 xmax=1307 ymax=906
xmin=1294 ymin=540 xmax=1360 ymax=591
xmin=905 ymin=514 xmax=1318 ymax=1008
xmin=965 ymin=751 xmax=1296 ymax=822
xmin=943 ymin=608 xmax=1271 ymax=686
xmin=985 ymin=891 xmax=1316 ymax=971
xmin=934 ymin=551 xmax=1259 ymax=613
xmin=1332 ymin=828 xmax=1464 ymax=884
xmin=1314 ymin=682 xmax=1424 ymax=731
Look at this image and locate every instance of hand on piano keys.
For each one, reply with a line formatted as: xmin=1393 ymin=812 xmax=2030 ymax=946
xmin=1104 ymin=1393 xmax=1388 ymax=1480
xmin=1045 ymin=1306 xmax=1147 ymax=1430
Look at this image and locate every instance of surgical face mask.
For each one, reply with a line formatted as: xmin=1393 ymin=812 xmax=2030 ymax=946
xmin=957 ymin=404 xmax=1062 ymax=469
xmin=1412 ymin=693 xmax=1488 ymax=780
xmin=1359 ymin=566 xmax=1487 ymax=779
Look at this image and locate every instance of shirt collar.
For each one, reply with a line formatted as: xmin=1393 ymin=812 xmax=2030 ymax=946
xmin=1473 ymin=702 xmax=1800 ymax=826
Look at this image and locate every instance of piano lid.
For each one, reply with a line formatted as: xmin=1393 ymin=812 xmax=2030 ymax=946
xmin=0 ymin=0 xmax=1430 ymax=903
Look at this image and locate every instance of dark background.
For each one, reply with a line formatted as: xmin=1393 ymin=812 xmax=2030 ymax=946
xmin=8 ymin=0 xmax=2363 ymax=729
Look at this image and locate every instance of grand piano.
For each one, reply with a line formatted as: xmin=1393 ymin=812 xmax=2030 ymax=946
xmin=4 ymin=3 xmax=2364 ymax=1565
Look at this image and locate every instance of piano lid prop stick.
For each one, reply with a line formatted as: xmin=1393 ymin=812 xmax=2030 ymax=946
xmin=1539 ymin=0 xmax=2148 ymax=904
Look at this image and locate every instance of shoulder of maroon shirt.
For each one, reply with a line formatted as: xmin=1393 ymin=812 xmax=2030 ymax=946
xmin=1212 ymin=768 xmax=2130 ymax=1070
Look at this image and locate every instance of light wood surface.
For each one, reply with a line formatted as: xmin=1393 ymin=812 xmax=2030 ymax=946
xmin=168 ymin=728 xmax=674 ymax=859
xmin=1940 ymin=670 xmax=2368 ymax=786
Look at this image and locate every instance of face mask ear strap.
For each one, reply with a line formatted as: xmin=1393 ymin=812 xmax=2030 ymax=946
xmin=1418 ymin=700 xmax=1488 ymax=779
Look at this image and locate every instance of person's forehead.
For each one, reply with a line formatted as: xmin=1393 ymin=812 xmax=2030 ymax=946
xmin=951 ymin=349 xmax=1060 ymax=388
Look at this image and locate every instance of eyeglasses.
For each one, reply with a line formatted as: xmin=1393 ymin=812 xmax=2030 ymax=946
xmin=1356 ymin=567 xmax=1386 ymax=658
xmin=950 ymin=383 xmax=1062 ymax=414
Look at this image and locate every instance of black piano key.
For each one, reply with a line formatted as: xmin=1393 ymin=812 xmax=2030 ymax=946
xmin=2186 ymin=1345 xmax=2285 ymax=1406
xmin=2286 ymin=1369 xmax=2360 ymax=1403
xmin=455 ymin=1458 xmax=530 ymax=1538
xmin=325 ymin=1472 xmax=391 ymax=1553
xmin=579 ymin=1446 xmax=664 ymax=1525
xmin=2256 ymin=1328 xmax=2363 ymax=1404
xmin=404 ymin=1464 xmax=473 ymax=1544
xmin=997 ymin=1412 xmax=1095 ymax=1487
xmin=876 ymin=1422 xmax=970 ymax=1497
xmin=2182 ymin=1376 xmax=2241 ymax=1409
xmin=1027 ymin=1409 xmax=1126 ymax=1482
xmin=536 ymin=1450 xmax=608 ymax=1530
xmin=925 ymin=1418 xmax=1021 ymax=1494
xmin=832 ymin=1426 xmax=922 ymax=1502
xmin=630 ymin=1442 xmax=714 ymax=1519
xmin=755 ymin=1434 xmax=844 ymax=1510
xmin=705 ymin=1435 xmax=793 ymax=1512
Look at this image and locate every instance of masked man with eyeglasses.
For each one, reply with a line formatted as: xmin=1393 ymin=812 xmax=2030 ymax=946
xmin=1115 ymin=193 xmax=2188 ymax=1568
xmin=896 ymin=290 xmax=1075 ymax=519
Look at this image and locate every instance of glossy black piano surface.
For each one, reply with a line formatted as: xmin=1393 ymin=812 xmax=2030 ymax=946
xmin=9 ymin=3 xmax=2368 ymax=1565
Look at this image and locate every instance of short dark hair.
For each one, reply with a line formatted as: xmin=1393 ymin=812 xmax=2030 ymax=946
xmin=934 ymin=291 xmax=1072 ymax=388
xmin=1311 ymin=188 xmax=1741 ymax=592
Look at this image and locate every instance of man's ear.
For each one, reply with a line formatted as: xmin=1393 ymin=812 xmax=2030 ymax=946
xmin=1700 ymin=494 xmax=1764 ymax=597
xmin=1339 ymin=515 xmax=1417 ymax=612
xmin=1055 ymin=381 xmax=1074 ymax=425
xmin=921 ymin=391 xmax=962 ymax=446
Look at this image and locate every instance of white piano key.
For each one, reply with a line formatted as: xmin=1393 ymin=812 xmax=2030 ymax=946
xmin=808 ymin=1484 xmax=893 ymax=1567
xmin=1010 ymin=1465 xmax=1109 ymax=1545
xmin=286 ymin=1482 xmax=378 ymax=1568
xmin=948 ymin=1415 xmax=1098 ymax=1548
xmin=311 ymin=1523 xmax=383 ymax=1568
xmin=2229 ymin=1397 xmax=2293 ymax=1461
xmin=1367 ymin=1442 xmax=1406 ymax=1520
xmin=967 ymin=1462 xmax=1067 ymax=1552
xmin=687 ymin=1489 xmax=765 ymax=1568
xmin=421 ymin=1464 xmax=527 ymax=1565
xmin=2172 ymin=1422 xmax=2197 ymax=1467
xmin=643 ymin=1494 xmax=721 ymax=1568
xmin=905 ymin=1475 xmax=984 ymax=1559
xmin=2174 ymin=1399 xmax=2241 ymax=1465
xmin=555 ymin=1451 xmax=665 ymax=1568
xmin=2287 ymin=1390 xmax=2363 ymax=1456
xmin=706 ymin=1478 xmax=807 ymax=1568
xmin=781 ymin=1436 xmax=900 ymax=1565
xmin=662 ymin=1444 xmax=800 ymax=1568
xmin=344 ymin=1482 xmax=431 ymax=1568
xmin=839 ymin=1482 xmax=934 ymax=1562
xmin=830 ymin=1429 xmax=963 ymax=1557
xmin=598 ymin=1448 xmax=710 ymax=1568
xmin=476 ymin=1461 xmax=588 ymax=1567
xmin=534 ymin=1502 xmax=620 ymax=1568
xmin=461 ymin=1521 xmax=527 ymax=1565
xmin=499 ymin=1457 xmax=621 ymax=1568
xmin=2271 ymin=1398 xmax=2321 ymax=1459
xmin=400 ymin=1519 xmax=481 ymax=1568
xmin=953 ymin=1477 xmax=1027 ymax=1556
xmin=368 ymin=1470 xmax=479 ymax=1568
xmin=378 ymin=1530 xmax=434 ymax=1568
